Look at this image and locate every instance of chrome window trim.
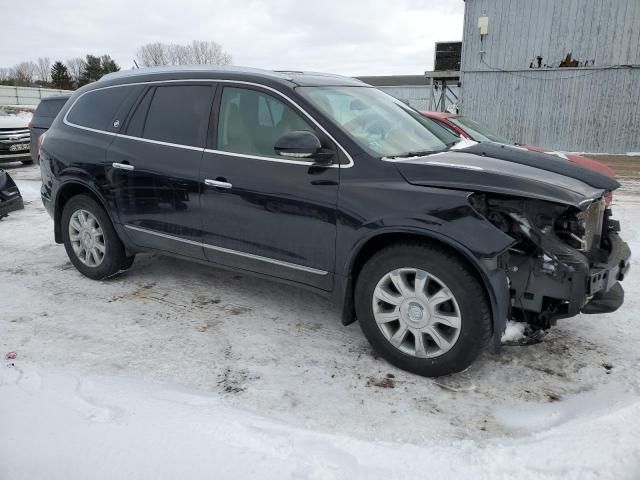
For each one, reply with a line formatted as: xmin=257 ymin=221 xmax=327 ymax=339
xmin=62 ymin=78 xmax=353 ymax=168
xmin=124 ymin=224 xmax=329 ymax=275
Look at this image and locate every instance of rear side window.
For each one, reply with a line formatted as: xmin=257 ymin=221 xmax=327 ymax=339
xmin=135 ymin=85 xmax=213 ymax=147
xmin=67 ymin=87 xmax=132 ymax=130
xmin=35 ymin=98 xmax=68 ymax=118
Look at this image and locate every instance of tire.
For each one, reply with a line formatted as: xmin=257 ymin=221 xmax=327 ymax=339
xmin=61 ymin=194 xmax=135 ymax=279
xmin=355 ymin=243 xmax=492 ymax=377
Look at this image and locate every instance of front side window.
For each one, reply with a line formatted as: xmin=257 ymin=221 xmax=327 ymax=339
xmin=67 ymin=87 xmax=133 ymax=130
xmin=139 ymin=85 xmax=213 ymax=147
xmin=298 ymin=86 xmax=459 ymax=158
xmin=217 ymin=87 xmax=313 ymax=159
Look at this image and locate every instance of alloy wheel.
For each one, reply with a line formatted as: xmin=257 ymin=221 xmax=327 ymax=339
xmin=68 ymin=209 xmax=106 ymax=267
xmin=372 ymin=268 xmax=462 ymax=358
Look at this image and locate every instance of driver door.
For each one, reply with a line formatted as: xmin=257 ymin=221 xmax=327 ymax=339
xmin=198 ymin=84 xmax=339 ymax=290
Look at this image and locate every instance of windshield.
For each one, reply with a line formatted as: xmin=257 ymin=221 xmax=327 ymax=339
xmin=297 ymin=86 xmax=458 ymax=158
xmin=449 ymin=116 xmax=514 ymax=144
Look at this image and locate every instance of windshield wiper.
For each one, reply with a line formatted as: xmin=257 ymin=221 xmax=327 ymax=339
xmin=385 ymin=150 xmax=437 ymax=159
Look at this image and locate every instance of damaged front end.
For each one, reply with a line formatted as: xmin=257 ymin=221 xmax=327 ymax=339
xmin=469 ymin=192 xmax=630 ymax=329
xmin=0 ymin=169 xmax=24 ymax=220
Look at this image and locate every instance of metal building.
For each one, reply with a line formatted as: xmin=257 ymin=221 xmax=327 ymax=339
xmin=460 ymin=0 xmax=640 ymax=153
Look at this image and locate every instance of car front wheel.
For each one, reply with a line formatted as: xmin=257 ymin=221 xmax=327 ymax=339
xmin=355 ymin=243 xmax=492 ymax=377
xmin=61 ymin=194 xmax=134 ymax=279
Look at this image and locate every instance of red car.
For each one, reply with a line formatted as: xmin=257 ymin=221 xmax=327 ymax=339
xmin=422 ymin=111 xmax=615 ymax=178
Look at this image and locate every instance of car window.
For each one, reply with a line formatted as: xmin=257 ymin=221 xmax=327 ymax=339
xmin=141 ymin=85 xmax=213 ymax=147
xmin=449 ymin=116 xmax=514 ymax=145
xmin=298 ymin=86 xmax=455 ymax=158
xmin=126 ymin=89 xmax=154 ymax=138
xmin=217 ymin=87 xmax=313 ymax=159
xmin=35 ymin=98 xmax=69 ymax=118
xmin=433 ymin=119 xmax=460 ymax=137
xmin=67 ymin=87 xmax=133 ymax=130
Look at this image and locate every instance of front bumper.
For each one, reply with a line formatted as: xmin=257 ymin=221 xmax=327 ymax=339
xmin=0 ymin=151 xmax=31 ymax=163
xmin=581 ymin=233 xmax=631 ymax=314
xmin=508 ymin=231 xmax=631 ymax=321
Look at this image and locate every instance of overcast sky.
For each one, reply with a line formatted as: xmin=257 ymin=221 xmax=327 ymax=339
xmin=1 ymin=0 xmax=463 ymax=76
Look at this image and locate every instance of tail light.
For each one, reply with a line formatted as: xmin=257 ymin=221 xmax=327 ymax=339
xmin=37 ymin=132 xmax=47 ymax=160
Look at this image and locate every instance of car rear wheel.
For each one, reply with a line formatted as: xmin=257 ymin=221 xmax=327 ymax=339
xmin=355 ymin=243 xmax=492 ymax=377
xmin=61 ymin=194 xmax=134 ymax=279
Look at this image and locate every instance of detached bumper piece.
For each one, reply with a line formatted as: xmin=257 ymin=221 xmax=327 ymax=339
xmin=0 ymin=169 xmax=24 ymax=219
xmin=581 ymin=283 xmax=624 ymax=314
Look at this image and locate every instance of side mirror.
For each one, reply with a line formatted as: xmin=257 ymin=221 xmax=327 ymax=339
xmin=274 ymin=131 xmax=333 ymax=165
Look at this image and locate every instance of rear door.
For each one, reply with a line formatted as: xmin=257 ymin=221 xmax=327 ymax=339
xmin=107 ymin=83 xmax=215 ymax=259
xmin=198 ymin=84 xmax=340 ymax=290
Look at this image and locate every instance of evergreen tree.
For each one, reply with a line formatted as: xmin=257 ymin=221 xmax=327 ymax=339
xmin=101 ymin=55 xmax=120 ymax=75
xmin=78 ymin=55 xmax=103 ymax=86
xmin=50 ymin=61 xmax=72 ymax=89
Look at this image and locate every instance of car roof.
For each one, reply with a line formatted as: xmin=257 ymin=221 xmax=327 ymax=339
xmin=421 ymin=111 xmax=457 ymax=120
xmin=40 ymin=94 xmax=72 ymax=101
xmin=99 ymin=65 xmax=368 ymax=88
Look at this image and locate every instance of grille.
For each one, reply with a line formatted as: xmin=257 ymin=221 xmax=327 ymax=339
xmin=0 ymin=128 xmax=30 ymax=143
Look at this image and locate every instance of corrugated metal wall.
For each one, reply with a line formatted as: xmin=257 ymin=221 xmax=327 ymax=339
xmin=460 ymin=0 xmax=640 ymax=153
xmin=377 ymin=85 xmax=460 ymax=111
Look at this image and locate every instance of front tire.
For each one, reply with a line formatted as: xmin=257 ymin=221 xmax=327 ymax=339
xmin=61 ymin=194 xmax=134 ymax=279
xmin=355 ymin=243 xmax=492 ymax=377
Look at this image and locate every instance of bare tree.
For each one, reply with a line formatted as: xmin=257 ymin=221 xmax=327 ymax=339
xmin=136 ymin=42 xmax=169 ymax=67
xmin=11 ymin=61 xmax=37 ymax=86
xmin=66 ymin=57 xmax=86 ymax=85
xmin=167 ymin=44 xmax=191 ymax=65
xmin=0 ymin=67 xmax=12 ymax=83
xmin=36 ymin=57 xmax=52 ymax=84
xmin=135 ymin=40 xmax=232 ymax=67
xmin=189 ymin=40 xmax=232 ymax=65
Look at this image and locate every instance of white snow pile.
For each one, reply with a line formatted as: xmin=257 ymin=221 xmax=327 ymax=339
xmin=501 ymin=320 xmax=528 ymax=343
xmin=2 ymin=365 xmax=639 ymax=480
xmin=1 ymin=167 xmax=640 ymax=479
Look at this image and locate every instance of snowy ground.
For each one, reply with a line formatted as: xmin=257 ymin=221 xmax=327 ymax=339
xmin=1 ymin=164 xmax=640 ymax=479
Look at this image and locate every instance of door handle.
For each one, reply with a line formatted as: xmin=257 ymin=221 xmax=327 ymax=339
xmin=112 ymin=162 xmax=135 ymax=171
xmin=204 ymin=179 xmax=232 ymax=189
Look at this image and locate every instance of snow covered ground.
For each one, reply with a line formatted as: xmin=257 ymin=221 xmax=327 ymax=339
xmin=1 ymin=164 xmax=640 ymax=479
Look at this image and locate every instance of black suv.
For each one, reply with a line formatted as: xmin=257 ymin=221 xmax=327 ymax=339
xmin=39 ymin=67 xmax=630 ymax=377
xmin=29 ymin=94 xmax=70 ymax=163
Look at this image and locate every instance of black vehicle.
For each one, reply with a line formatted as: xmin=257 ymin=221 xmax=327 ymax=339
xmin=0 ymin=169 xmax=24 ymax=219
xmin=39 ymin=67 xmax=630 ymax=377
xmin=29 ymin=95 xmax=71 ymax=163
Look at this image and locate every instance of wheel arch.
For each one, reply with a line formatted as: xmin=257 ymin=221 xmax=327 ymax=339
xmin=53 ymin=181 xmax=115 ymax=244
xmin=340 ymin=229 xmax=509 ymax=343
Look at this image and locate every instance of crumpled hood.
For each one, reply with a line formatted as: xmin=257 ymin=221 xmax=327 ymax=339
xmin=392 ymin=143 xmax=619 ymax=208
